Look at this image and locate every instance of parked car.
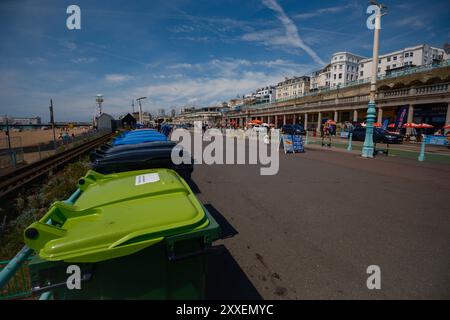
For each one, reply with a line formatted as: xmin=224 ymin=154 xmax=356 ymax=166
xmin=351 ymin=127 xmax=403 ymax=144
xmin=252 ymin=125 xmax=268 ymax=133
xmin=280 ymin=124 xmax=306 ymax=136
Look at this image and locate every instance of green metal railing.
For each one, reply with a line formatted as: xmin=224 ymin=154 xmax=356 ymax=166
xmin=0 ymin=190 xmax=82 ymax=300
xmin=0 ymin=253 xmax=33 ymax=299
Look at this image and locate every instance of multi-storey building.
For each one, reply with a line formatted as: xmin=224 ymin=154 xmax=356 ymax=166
xmin=254 ymin=86 xmax=277 ymax=104
xmin=0 ymin=116 xmax=42 ymax=125
xmin=329 ymin=52 xmax=367 ymax=87
xmin=275 ymin=76 xmax=310 ymax=100
xmin=132 ymin=111 xmax=152 ymax=124
xmin=359 ymin=44 xmax=446 ymax=79
xmin=310 ymin=64 xmax=331 ymax=90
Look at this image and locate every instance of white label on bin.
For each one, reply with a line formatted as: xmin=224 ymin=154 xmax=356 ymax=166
xmin=135 ymin=173 xmax=160 ymax=186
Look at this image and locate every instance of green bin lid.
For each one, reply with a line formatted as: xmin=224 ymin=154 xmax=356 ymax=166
xmin=24 ymin=169 xmax=208 ymax=263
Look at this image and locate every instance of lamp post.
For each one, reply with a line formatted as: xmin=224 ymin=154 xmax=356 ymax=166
xmin=95 ymin=94 xmax=104 ymax=117
xmin=136 ymin=97 xmax=147 ymax=126
xmin=361 ymin=1 xmax=387 ymax=158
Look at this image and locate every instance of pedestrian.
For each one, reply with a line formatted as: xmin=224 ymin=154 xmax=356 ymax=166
xmin=202 ymin=123 xmax=207 ymax=135
xmin=321 ymin=122 xmax=332 ymax=148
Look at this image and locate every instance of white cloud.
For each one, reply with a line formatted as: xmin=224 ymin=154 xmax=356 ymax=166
xmin=60 ymin=41 xmax=77 ymax=51
xmin=396 ymin=17 xmax=425 ymax=29
xmin=71 ymin=57 xmax=97 ymax=64
xmin=24 ymin=57 xmax=47 ymax=65
xmin=243 ymin=0 xmax=325 ymax=66
xmin=104 ymin=74 xmax=133 ymax=83
xmin=294 ymin=3 xmax=355 ymax=20
xmin=168 ymin=63 xmax=193 ymax=69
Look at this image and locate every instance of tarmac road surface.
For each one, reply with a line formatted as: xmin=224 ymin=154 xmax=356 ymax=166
xmin=196 ymin=141 xmax=450 ymax=299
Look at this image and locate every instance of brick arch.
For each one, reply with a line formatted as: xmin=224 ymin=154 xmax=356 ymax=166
xmin=378 ymin=85 xmax=392 ymax=91
xmin=407 ymin=79 xmax=425 ymax=87
xmin=392 ymin=82 xmax=407 ymax=89
xmin=425 ymin=77 xmax=444 ymax=85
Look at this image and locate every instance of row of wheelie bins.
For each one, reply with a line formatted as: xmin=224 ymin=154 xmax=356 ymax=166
xmin=24 ymin=129 xmax=221 ymax=299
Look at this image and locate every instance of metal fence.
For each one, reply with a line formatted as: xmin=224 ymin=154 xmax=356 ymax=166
xmin=0 ymin=137 xmax=24 ymax=169
xmin=0 ymin=258 xmax=32 ymax=300
xmin=0 ymin=130 xmax=106 ymax=171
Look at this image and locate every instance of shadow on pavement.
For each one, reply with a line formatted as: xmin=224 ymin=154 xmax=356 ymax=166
xmin=206 ymin=245 xmax=262 ymax=300
xmin=204 ymin=204 xmax=238 ymax=239
xmin=186 ymin=178 xmax=201 ymax=194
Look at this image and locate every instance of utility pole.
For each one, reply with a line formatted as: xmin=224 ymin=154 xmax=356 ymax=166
xmin=136 ymin=97 xmax=147 ymax=126
xmin=5 ymin=117 xmax=16 ymax=167
xmin=132 ymin=99 xmax=135 ymax=114
xmin=362 ymin=1 xmax=387 ymax=158
xmin=49 ymin=99 xmax=57 ymax=150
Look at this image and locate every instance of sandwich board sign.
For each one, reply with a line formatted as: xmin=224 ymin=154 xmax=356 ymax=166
xmin=281 ymin=135 xmax=305 ymax=154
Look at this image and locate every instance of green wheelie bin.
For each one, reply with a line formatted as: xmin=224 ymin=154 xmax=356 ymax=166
xmin=24 ymin=169 xmax=221 ymax=299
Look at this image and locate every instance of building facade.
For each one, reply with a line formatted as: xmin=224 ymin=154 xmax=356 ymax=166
xmin=275 ymin=76 xmax=310 ymax=100
xmin=254 ymin=86 xmax=276 ymax=104
xmin=132 ymin=111 xmax=152 ymax=125
xmin=359 ymin=44 xmax=446 ymax=79
xmin=0 ymin=116 xmax=42 ymax=125
xmin=329 ymin=52 xmax=367 ymax=87
xmin=310 ymin=64 xmax=331 ymax=90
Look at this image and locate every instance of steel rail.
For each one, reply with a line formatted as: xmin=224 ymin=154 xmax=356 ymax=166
xmin=0 ymin=132 xmax=114 ymax=199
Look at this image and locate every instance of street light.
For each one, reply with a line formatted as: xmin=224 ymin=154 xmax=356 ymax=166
xmin=361 ymin=1 xmax=387 ymax=158
xmin=95 ymin=94 xmax=104 ymax=116
xmin=136 ymin=97 xmax=147 ymax=125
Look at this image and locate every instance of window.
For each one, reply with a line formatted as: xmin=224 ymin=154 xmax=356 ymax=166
xmin=350 ymin=75 xmax=354 ymax=81
xmin=334 ymin=74 xmax=337 ymax=79
xmin=410 ymin=52 xmax=413 ymax=57
xmin=334 ymin=65 xmax=337 ymax=70
xmin=338 ymin=73 xmax=342 ymax=79
xmin=360 ymin=71 xmax=364 ymax=76
xmin=339 ymin=56 xmax=343 ymax=60
xmin=346 ymin=74 xmax=349 ymax=80
xmin=405 ymin=53 xmax=409 ymax=58
xmin=387 ymin=57 xmax=391 ymax=62
xmin=378 ymin=67 xmax=381 ymax=73
xmin=378 ymin=59 xmax=381 ymax=64
xmin=386 ymin=65 xmax=390 ymax=70
xmin=392 ymin=64 xmax=396 ymax=68
xmin=339 ymin=64 xmax=343 ymax=70
xmin=393 ymin=56 xmax=397 ymax=61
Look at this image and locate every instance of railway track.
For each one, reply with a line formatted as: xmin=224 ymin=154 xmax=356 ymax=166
xmin=0 ymin=132 xmax=114 ymax=199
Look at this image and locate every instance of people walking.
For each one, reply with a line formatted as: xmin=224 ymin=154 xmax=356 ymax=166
xmin=321 ymin=122 xmax=332 ymax=148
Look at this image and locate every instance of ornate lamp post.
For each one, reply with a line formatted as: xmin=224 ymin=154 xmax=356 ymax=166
xmin=362 ymin=1 xmax=387 ymax=158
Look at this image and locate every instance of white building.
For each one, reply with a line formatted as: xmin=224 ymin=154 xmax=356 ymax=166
xmin=132 ymin=111 xmax=152 ymax=124
xmin=359 ymin=44 xmax=446 ymax=79
xmin=0 ymin=116 xmax=42 ymax=125
xmin=254 ymin=86 xmax=277 ymax=104
xmin=329 ymin=52 xmax=367 ymax=87
xmin=275 ymin=76 xmax=310 ymax=100
xmin=310 ymin=64 xmax=331 ymax=90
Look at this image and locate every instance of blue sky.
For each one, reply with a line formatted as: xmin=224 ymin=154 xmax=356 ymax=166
xmin=0 ymin=0 xmax=449 ymax=122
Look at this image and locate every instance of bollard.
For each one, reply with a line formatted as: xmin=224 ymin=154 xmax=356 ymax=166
xmin=418 ymin=140 xmax=426 ymax=162
xmin=347 ymin=133 xmax=353 ymax=151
